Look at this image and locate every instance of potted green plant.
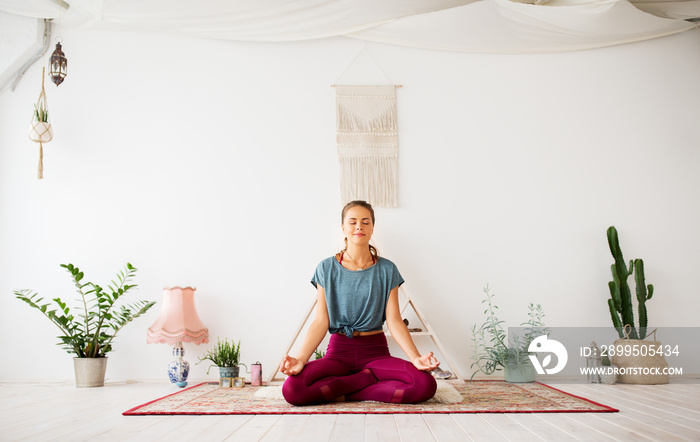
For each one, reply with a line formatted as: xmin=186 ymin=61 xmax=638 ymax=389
xmin=471 ymin=285 xmax=548 ymax=382
xmin=14 ymin=263 xmax=156 ymax=387
xmin=198 ymin=338 xmax=247 ymax=380
xmin=605 ymin=226 xmax=668 ymax=384
xmin=34 ymin=103 xmax=49 ymax=123
xmin=606 ymin=226 xmax=654 ymax=340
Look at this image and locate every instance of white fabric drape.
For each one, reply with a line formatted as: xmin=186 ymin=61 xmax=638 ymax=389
xmin=99 ymin=0 xmax=476 ymax=42
xmin=0 ymin=0 xmax=698 ymax=53
xmin=632 ymin=0 xmax=700 ymax=19
xmin=348 ymin=0 xmax=696 ymax=53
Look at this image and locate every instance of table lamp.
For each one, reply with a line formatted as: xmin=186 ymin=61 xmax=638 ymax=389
xmin=147 ymin=286 xmax=209 ymax=387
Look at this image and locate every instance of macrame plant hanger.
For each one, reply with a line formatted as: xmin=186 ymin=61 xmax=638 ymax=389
xmin=28 ymin=67 xmax=53 ymax=179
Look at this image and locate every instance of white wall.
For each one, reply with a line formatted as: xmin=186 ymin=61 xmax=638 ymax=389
xmin=1 ymin=26 xmax=699 ymax=382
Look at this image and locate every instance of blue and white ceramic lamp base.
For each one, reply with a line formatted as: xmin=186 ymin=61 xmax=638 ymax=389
xmin=167 ymin=341 xmax=190 ymax=388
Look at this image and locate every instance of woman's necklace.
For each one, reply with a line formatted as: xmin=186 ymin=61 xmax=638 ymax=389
xmin=344 ymin=251 xmax=373 ymax=270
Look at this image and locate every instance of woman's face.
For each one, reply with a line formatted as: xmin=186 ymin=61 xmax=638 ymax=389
xmin=342 ymin=206 xmax=374 ymax=246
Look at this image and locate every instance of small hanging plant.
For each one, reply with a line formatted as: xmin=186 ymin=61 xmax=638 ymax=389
xmin=34 ymin=103 xmax=49 ymax=123
xmin=28 ymin=67 xmax=53 ymax=179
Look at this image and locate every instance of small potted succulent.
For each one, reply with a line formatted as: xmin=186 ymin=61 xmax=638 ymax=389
xmin=29 ymin=95 xmax=53 ymax=144
xmin=198 ymin=338 xmax=247 ymax=380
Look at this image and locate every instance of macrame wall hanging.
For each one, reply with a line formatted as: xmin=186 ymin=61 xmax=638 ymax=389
xmin=334 ymin=49 xmax=401 ymax=208
xmin=28 ymin=67 xmax=53 ymax=179
xmin=336 ymin=85 xmax=398 ymax=207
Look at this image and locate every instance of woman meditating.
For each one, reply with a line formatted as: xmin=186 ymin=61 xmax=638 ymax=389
xmin=281 ymin=200 xmax=439 ymax=406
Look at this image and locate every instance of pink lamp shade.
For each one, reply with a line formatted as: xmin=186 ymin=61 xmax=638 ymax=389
xmin=147 ymin=286 xmax=209 ymax=345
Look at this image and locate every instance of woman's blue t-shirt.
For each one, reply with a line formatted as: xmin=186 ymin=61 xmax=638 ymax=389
xmin=311 ymin=256 xmax=404 ymax=338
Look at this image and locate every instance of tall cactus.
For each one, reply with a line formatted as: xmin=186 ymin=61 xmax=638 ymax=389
xmin=634 ymin=258 xmax=654 ymax=339
xmin=606 ymin=226 xmax=654 ymax=339
xmin=607 ymin=226 xmax=637 ymax=339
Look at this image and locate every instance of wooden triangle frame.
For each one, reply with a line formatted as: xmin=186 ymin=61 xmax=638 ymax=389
xmin=268 ymin=239 xmax=463 ymax=383
xmin=386 ymin=283 xmax=463 ymax=381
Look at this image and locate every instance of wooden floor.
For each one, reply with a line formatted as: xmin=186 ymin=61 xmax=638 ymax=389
xmin=1 ymin=380 xmax=699 ymax=441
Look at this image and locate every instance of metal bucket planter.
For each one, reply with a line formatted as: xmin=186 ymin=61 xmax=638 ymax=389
xmin=73 ymin=357 xmax=108 ymax=387
xmin=219 ymin=366 xmax=240 ymax=379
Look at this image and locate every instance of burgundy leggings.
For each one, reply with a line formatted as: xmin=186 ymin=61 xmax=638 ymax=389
xmin=282 ymin=333 xmax=437 ymax=406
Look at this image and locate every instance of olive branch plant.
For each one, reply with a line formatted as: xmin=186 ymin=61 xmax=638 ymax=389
xmin=470 ymin=285 xmax=548 ymax=380
xmin=14 ymin=263 xmax=156 ymax=358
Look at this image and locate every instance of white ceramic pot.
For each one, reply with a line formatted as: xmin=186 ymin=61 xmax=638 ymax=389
xmin=73 ymin=357 xmax=108 ymax=388
xmin=29 ymin=122 xmax=53 ymax=143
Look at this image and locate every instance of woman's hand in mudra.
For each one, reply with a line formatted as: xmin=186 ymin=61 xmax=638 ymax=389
xmin=280 ymin=355 xmax=305 ymax=376
xmin=412 ymin=352 xmax=440 ymax=372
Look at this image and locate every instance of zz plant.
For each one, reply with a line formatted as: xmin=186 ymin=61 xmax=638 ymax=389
xmin=14 ymin=263 xmax=155 ymax=358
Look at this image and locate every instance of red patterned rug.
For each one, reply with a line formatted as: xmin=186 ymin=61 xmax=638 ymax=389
xmin=123 ymin=381 xmax=617 ymax=415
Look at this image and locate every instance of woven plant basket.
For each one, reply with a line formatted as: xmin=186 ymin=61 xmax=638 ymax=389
xmin=610 ymin=328 xmax=669 ymax=385
xmin=73 ymin=357 xmax=108 ymax=388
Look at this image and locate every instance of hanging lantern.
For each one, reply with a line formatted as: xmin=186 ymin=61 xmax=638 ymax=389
xmin=49 ymin=41 xmax=67 ymax=86
xmin=29 ymin=68 xmax=53 ymax=179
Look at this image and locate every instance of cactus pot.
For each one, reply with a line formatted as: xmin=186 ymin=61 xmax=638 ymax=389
xmin=610 ymin=339 xmax=669 ymax=384
xmin=504 ymin=360 xmax=537 ymax=383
